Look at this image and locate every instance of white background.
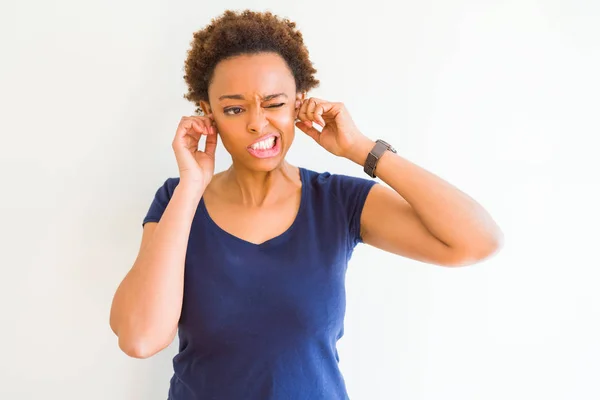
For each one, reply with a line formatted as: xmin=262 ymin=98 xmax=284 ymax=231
xmin=1 ymin=0 xmax=599 ymax=399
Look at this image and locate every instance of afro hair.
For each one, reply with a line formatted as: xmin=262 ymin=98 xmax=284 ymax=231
xmin=183 ymin=10 xmax=320 ymax=115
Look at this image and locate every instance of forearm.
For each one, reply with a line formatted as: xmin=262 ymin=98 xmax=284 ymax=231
xmin=111 ymin=183 xmax=205 ymax=357
xmin=347 ymin=136 xmax=503 ymax=257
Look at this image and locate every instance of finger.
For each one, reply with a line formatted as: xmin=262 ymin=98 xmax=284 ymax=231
xmin=177 ymin=118 xmax=196 ymax=139
xmin=190 ymin=116 xmax=213 ymax=135
xmin=204 ymin=128 xmax=218 ymax=157
xmin=297 ymin=99 xmax=311 ymax=124
xmin=306 ymin=98 xmax=318 ymax=124
xmin=302 ymin=98 xmax=327 ymax=127
xmin=295 ymin=99 xmax=302 ymax=112
xmin=191 ymin=121 xmax=208 ymax=137
xmin=314 ymin=104 xmax=326 ymax=127
xmin=176 ymin=118 xmax=204 ymax=151
xmin=207 ymin=115 xmax=218 ymax=135
xmin=295 ymin=120 xmax=321 ymax=143
xmin=202 ymin=118 xmax=215 ymax=135
xmin=184 ymin=124 xmax=203 ymax=151
xmin=317 ymin=102 xmax=339 ymax=121
xmin=201 ymin=113 xmax=215 ymax=124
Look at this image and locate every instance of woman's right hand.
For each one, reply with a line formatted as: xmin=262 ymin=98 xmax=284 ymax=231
xmin=172 ymin=115 xmax=218 ymax=188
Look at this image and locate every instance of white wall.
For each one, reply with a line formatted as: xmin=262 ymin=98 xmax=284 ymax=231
xmin=1 ymin=0 xmax=599 ymax=399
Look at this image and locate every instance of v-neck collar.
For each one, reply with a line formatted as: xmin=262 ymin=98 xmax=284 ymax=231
xmin=198 ymin=167 xmax=308 ymax=249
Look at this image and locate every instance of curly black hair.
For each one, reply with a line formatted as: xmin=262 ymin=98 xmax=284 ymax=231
xmin=183 ymin=10 xmax=320 ymax=115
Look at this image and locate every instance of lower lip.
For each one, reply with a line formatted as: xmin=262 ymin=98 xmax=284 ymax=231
xmin=247 ymin=137 xmax=281 ymax=159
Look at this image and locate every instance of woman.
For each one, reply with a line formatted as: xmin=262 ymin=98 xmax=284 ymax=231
xmin=109 ymin=10 xmax=503 ymax=400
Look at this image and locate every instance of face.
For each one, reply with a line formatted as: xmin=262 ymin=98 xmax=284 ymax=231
xmin=200 ymin=52 xmax=305 ymax=172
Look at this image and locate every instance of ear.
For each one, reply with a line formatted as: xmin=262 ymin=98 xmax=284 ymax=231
xmin=199 ymin=100 xmax=212 ymax=116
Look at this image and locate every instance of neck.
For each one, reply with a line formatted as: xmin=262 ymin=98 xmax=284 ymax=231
xmin=221 ymin=160 xmax=298 ymax=207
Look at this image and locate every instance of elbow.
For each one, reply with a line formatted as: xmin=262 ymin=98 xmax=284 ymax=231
xmin=109 ymin=315 xmax=149 ymax=358
xmin=112 ymin=321 xmax=175 ymax=359
xmin=118 ymin=334 xmax=170 ymax=359
xmin=110 ymin=309 xmax=176 ymax=359
xmin=119 ymin=339 xmax=156 ymax=359
xmin=446 ymin=236 xmax=504 ymax=267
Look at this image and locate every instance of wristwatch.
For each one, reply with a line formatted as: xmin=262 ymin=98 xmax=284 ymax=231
xmin=364 ymin=139 xmax=397 ymax=178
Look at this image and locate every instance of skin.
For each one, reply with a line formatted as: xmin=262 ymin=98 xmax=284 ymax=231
xmin=109 ymin=50 xmax=504 ymax=360
xmin=198 ymin=52 xmax=308 ymax=244
xmin=197 ymin=51 xmax=503 ymax=264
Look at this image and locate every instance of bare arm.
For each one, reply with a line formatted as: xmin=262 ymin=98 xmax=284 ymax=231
xmin=348 ymin=137 xmax=503 ymax=267
xmin=109 ymin=183 xmax=204 ymax=358
xmin=293 ymin=99 xmax=502 ymax=267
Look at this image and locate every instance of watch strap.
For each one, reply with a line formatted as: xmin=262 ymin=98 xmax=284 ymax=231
xmin=364 ymin=139 xmax=396 ymax=178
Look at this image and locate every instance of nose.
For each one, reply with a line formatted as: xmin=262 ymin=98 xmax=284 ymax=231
xmin=247 ymin=107 xmax=269 ymax=134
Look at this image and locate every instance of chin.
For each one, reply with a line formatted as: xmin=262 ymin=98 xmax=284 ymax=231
xmin=245 ymin=155 xmax=287 ymax=172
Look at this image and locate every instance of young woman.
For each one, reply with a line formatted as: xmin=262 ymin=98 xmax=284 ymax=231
xmin=110 ymin=9 xmax=503 ymax=400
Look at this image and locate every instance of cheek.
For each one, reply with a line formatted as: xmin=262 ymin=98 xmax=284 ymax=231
xmin=212 ymin=120 xmax=239 ymax=152
xmin=273 ymin=108 xmax=297 ymax=128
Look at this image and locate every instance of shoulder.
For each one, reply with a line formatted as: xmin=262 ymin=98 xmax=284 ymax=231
xmin=151 ymin=176 xmax=181 ymax=201
xmin=301 ymin=166 xmax=376 ymax=188
xmin=142 ymin=176 xmax=181 ymax=226
xmin=300 ymin=167 xmax=378 ymax=202
xmin=162 ymin=176 xmax=181 ymax=192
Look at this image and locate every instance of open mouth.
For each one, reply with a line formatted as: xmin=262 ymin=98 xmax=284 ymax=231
xmin=247 ymin=135 xmax=281 ymax=158
xmin=248 ymin=135 xmax=277 ymax=151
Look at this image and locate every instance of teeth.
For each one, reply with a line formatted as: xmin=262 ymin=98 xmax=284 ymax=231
xmin=251 ymin=136 xmax=276 ymax=150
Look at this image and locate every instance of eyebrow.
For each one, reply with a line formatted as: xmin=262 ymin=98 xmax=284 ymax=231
xmin=218 ymin=93 xmax=288 ymax=102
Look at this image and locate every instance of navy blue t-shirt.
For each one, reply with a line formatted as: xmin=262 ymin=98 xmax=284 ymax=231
xmin=142 ymin=167 xmax=377 ymax=400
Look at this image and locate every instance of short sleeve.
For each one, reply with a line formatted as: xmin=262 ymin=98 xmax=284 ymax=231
xmin=142 ymin=177 xmax=180 ymax=227
xmin=329 ymin=173 xmax=378 ymax=249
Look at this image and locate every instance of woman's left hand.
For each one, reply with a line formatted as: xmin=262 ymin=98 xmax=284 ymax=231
xmin=295 ymin=97 xmax=369 ymax=159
